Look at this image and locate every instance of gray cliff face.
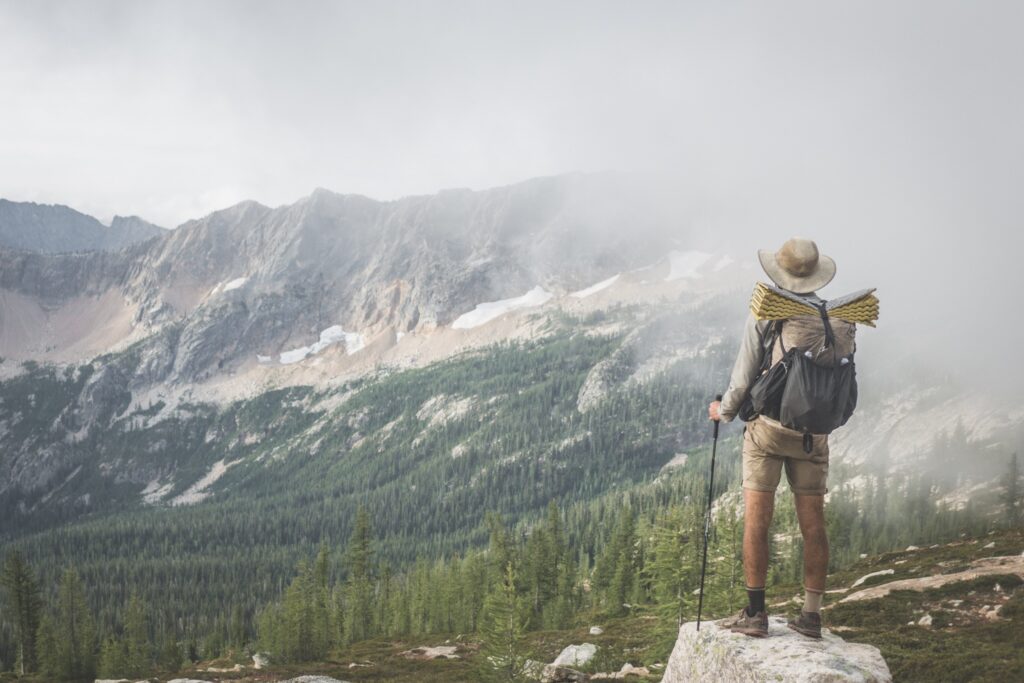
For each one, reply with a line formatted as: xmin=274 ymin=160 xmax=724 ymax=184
xmin=0 ymin=173 xmax=674 ymax=383
xmin=0 ymin=245 xmax=143 ymax=301
xmin=0 ymin=199 xmax=165 ymax=253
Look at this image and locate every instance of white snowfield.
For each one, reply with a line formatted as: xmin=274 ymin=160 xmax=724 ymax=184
xmin=665 ymin=250 xmax=713 ymax=281
xmin=279 ymin=325 xmax=365 ymax=364
xmin=452 ymin=285 xmax=553 ymax=329
xmin=170 ymin=458 xmax=240 ymax=506
xmin=222 ymin=277 xmax=248 ymax=291
xmin=570 ymin=274 xmax=620 ymax=298
xmin=208 ymin=277 xmax=249 ymax=297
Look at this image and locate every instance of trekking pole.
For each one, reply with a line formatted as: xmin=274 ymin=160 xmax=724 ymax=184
xmin=696 ymin=394 xmax=722 ymax=632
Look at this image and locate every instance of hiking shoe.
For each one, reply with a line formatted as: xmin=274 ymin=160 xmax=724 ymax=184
xmin=787 ymin=610 xmax=822 ymax=639
xmin=724 ymin=607 xmax=769 ymax=637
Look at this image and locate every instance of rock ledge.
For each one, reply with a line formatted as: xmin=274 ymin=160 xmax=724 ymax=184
xmin=661 ymin=616 xmax=892 ymax=682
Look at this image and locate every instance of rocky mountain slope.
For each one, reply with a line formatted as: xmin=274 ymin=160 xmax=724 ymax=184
xmin=0 ymin=173 xmax=688 ymax=381
xmin=1 ymin=172 xmax=1020 ymax=537
xmin=0 ymin=198 xmax=164 ymax=253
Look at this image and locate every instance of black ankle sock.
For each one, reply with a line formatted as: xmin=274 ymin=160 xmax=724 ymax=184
xmin=746 ymin=587 xmax=766 ymax=616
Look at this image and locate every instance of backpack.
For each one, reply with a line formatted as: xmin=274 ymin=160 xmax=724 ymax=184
xmin=739 ymin=301 xmax=858 ymax=441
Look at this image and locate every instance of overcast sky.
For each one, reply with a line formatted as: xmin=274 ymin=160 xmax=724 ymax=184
xmin=3 ymin=0 xmax=1023 ymax=389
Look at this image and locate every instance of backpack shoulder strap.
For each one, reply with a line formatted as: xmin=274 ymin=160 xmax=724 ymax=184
xmin=759 ymin=319 xmax=784 ymax=372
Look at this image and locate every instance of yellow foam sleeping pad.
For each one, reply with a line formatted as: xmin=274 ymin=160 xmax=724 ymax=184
xmin=750 ymin=282 xmax=879 ymax=327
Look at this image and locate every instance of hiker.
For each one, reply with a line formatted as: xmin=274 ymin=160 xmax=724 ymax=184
xmin=708 ymin=238 xmax=851 ymax=639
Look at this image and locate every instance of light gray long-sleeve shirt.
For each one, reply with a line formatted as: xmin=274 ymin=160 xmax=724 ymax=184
xmin=718 ymin=291 xmax=824 ymax=423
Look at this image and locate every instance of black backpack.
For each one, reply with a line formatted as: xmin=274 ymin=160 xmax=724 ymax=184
xmin=739 ymin=302 xmax=858 ymax=440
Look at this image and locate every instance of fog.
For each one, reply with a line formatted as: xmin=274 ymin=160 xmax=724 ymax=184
xmin=2 ymin=0 xmax=1022 ymax=392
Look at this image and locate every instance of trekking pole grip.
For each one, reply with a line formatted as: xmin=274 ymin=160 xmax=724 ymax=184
xmin=713 ymin=393 xmax=722 ymax=438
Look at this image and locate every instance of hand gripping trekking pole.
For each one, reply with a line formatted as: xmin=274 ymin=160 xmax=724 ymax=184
xmin=696 ymin=394 xmax=722 ymax=632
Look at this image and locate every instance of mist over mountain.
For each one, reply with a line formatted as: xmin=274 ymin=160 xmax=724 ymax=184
xmin=0 ymin=199 xmax=165 ymax=253
xmin=1 ymin=173 xmax=1021 ymax=682
xmin=0 ymin=171 xmax=1018 ymax=523
xmin=0 ymin=173 xmax=678 ymax=378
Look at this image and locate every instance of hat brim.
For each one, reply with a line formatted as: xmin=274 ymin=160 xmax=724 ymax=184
xmin=757 ymin=249 xmax=836 ymax=294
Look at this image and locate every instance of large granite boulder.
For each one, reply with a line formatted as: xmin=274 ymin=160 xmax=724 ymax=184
xmin=662 ymin=616 xmax=891 ymax=682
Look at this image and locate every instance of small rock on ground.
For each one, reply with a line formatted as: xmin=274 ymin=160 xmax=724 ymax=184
xmin=552 ymin=642 xmax=597 ymax=667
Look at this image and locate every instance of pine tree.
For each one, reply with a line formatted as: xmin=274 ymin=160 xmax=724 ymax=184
xmin=0 ymin=551 xmax=43 ymax=675
xmin=478 ymin=562 xmax=529 ymax=682
xmin=595 ymin=506 xmax=636 ymax=616
xmin=256 ymin=603 xmax=283 ymax=658
xmin=35 ymin=614 xmax=57 ymax=679
xmin=280 ymin=561 xmax=315 ymax=661
xmin=344 ymin=507 xmax=375 ymax=644
xmin=485 ymin=512 xmax=515 ymax=586
xmin=647 ymin=505 xmax=697 ymax=627
xmin=52 ymin=568 xmax=96 ymax=680
xmin=97 ymin=637 xmax=127 ymax=678
xmin=158 ymin=633 xmax=183 ymax=673
xmin=124 ymin=593 xmax=150 ymax=676
xmin=541 ymin=500 xmax=573 ymax=629
xmin=312 ymin=544 xmax=333 ymax=654
xmin=463 ymin=552 xmax=490 ymax=632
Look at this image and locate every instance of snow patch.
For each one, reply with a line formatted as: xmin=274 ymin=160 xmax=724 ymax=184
xmin=171 ymin=458 xmax=240 ymax=506
xmin=209 ymin=276 xmax=249 ymax=297
xmin=279 ymin=325 xmax=365 ymax=364
xmin=452 ymin=286 xmax=553 ymax=329
xmin=665 ymin=250 xmax=712 ymax=281
xmin=570 ymin=274 xmax=619 ymax=298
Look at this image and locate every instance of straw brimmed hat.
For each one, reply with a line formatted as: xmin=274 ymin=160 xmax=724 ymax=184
xmin=757 ymin=238 xmax=835 ymax=294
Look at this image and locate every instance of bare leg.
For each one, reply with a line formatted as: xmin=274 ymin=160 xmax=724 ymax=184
xmin=742 ymin=488 xmax=776 ymax=589
xmin=794 ymin=493 xmax=828 ymax=591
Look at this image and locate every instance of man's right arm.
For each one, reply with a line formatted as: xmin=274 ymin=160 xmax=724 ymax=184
xmin=718 ymin=313 xmax=766 ymax=422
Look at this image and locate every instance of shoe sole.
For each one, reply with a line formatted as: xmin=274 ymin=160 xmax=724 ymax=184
xmin=786 ymin=622 xmax=822 ymax=639
xmin=729 ymin=626 xmax=769 ymax=638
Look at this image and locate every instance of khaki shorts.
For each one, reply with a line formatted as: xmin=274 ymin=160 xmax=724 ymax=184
xmin=742 ymin=417 xmax=830 ymax=495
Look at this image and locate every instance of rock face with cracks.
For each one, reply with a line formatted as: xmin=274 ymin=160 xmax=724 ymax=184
xmin=662 ymin=616 xmax=892 ymax=683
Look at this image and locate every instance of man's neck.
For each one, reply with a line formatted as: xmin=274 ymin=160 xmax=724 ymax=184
xmin=789 ymin=289 xmax=823 ymax=304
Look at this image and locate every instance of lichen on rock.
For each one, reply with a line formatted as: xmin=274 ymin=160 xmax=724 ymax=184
xmin=661 ymin=616 xmax=891 ymax=683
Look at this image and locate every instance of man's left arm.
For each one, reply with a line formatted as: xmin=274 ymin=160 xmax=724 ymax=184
xmin=711 ymin=313 xmax=764 ymax=422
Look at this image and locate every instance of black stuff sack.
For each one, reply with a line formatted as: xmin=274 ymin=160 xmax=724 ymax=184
xmin=778 ymin=351 xmax=857 ymax=434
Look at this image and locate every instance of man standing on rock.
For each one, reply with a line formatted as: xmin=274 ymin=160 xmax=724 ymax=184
xmin=708 ymin=238 xmax=847 ymax=639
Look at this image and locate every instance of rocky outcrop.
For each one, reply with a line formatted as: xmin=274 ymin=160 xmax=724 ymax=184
xmin=661 ymin=616 xmax=891 ymax=683
xmin=839 ymin=555 xmax=1024 ymax=604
